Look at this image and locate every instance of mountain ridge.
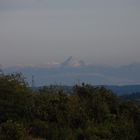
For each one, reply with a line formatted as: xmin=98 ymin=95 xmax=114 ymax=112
xmin=2 ymin=57 xmax=140 ymax=86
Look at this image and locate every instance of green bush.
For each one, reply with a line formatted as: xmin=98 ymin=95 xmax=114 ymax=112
xmin=0 ymin=120 xmax=27 ymax=140
xmin=29 ymin=120 xmax=48 ymax=139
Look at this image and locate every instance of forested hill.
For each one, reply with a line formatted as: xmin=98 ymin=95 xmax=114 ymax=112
xmin=105 ymin=85 xmax=140 ymax=95
xmin=37 ymin=85 xmax=140 ymax=96
xmin=0 ymin=73 xmax=140 ymax=140
xmin=121 ymin=92 xmax=140 ymax=102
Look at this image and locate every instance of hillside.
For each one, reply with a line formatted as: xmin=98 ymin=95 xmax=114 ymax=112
xmin=0 ymin=73 xmax=140 ymax=140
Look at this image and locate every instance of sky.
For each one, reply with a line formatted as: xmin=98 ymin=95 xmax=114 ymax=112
xmin=0 ymin=0 xmax=140 ymax=67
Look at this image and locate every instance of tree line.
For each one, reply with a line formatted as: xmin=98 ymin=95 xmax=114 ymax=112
xmin=0 ymin=73 xmax=140 ymax=140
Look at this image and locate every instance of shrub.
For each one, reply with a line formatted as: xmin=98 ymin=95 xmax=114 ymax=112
xmin=0 ymin=120 xmax=27 ymax=140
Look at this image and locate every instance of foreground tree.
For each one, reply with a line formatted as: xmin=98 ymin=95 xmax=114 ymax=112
xmin=0 ymin=74 xmax=140 ymax=139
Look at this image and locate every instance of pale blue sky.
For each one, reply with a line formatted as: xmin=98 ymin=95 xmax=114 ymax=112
xmin=0 ymin=0 xmax=140 ymax=66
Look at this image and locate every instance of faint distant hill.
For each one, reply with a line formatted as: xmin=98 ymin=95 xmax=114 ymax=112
xmin=105 ymin=85 xmax=140 ymax=95
xmin=3 ymin=57 xmax=140 ymax=86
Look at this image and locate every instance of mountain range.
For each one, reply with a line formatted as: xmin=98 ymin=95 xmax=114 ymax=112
xmin=2 ymin=57 xmax=140 ymax=86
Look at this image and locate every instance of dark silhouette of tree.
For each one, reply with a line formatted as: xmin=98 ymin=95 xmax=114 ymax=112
xmin=0 ymin=74 xmax=139 ymax=139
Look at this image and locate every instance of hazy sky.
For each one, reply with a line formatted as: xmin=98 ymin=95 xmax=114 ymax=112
xmin=0 ymin=0 xmax=140 ymax=66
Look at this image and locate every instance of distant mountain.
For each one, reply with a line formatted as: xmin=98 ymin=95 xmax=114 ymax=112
xmin=61 ymin=56 xmax=86 ymax=68
xmin=3 ymin=57 xmax=140 ymax=86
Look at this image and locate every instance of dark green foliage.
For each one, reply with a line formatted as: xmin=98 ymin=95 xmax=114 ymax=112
xmin=0 ymin=73 xmax=32 ymax=124
xmin=0 ymin=120 xmax=27 ymax=140
xmin=121 ymin=92 xmax=140 ymax=103
xmin=0 ymin=74 xmax=140 ymax=139
xmin=29 ymin=120 xmax=48 ymax=138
